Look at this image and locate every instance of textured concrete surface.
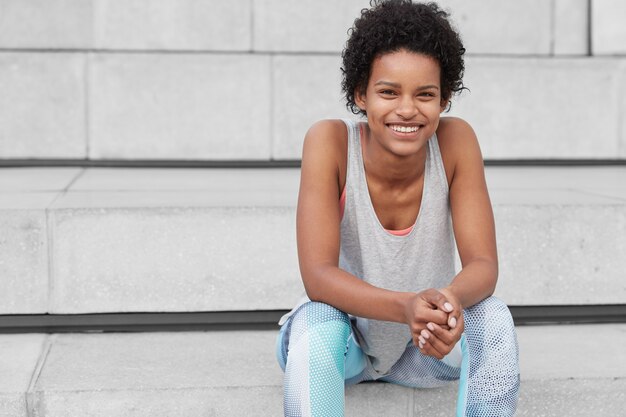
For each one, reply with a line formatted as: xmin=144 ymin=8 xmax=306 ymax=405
xmin=69 ymin=167 xmax=300 ymax=195
xmin=0 ymin=210 xmax=49 ymax=314
xmin=438 ymin=0 xmax=551 ymax=55
xmin=88 ymin=53 xmax=271 ymax=160
xmin=46 ymin=168 xmax=300 ymax=313
xmin=92 ymin=0 xmax=251 ymax=51
xmin=273 ymin=57 xmax=626 ymax=160
xmin=0 ymin=168 xmax=81 ymax=192
xmin=0 ymin=0 xmax=593 ymax=56
xmin=0 ymin=0 xmax=91 ymax=49
xmin=516 ymin=378 xmax=626 ymax=417
xmin=494 ymin=204 xmax=626 ymax=305
xmin=254 ymin=0 xmax=556 ymax=55
xmin=0 ymin=0 xmax=618 ymax=162
xmin=0 ymin=334 xmax=47 ymax=417
xmin=591 ymin=0 xmax=626 ymax=55
xmin=253 ymin=0 xmax=369 ymax=52
xmin=30 ymin=331 xmax=284 ymax=416
xmin=448 ymin=57 xmax=624 ymax=160
xmin=0 ymin=53 xmax=86 ymax=159
xmin=0 ymin=168 xmax=79 ymax=314
xmin=488 ymin=167 xmax=626 ymax=305
xmin=30 ymin=386 xmax=285 ymax=417
xmin=48 ymin=206 xmax=302 ymax=313
xmin=272 ymin=54 xmax=353 ymax=159
xmin=1 ymin=166 xmax=625 ymax=313
xmin=554 ymin=0 xmax=588 ymax=55
xmin=18 ymin=325 xmax=626 ymax=416
xmin=517 ymin=324 xmax=626 ymax=379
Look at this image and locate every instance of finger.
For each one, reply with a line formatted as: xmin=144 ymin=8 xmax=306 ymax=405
xmin=416 ymin=308 xmax=449 ymax=326
xmin=421 ymin=290 xmax=454 ymax=313
xmin=447 ymin=308 xmax=465 ymax=329
xmin=418 ymin=340 xmax=445 ymax=359
xmin=418 ymin=327 xmax=451 ymax=359
xmin=423 ymin=323 xmax=457 ymax=355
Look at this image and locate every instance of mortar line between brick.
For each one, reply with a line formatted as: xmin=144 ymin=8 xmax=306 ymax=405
xmin=249 ymin=0 xmax=255 ymax=52
xmin=617 ymin=62 xmax=625 ymax=157
xmin=25 ymin=335 xmax=55 ymax=417
xmin=586 ymin=0 xmax=592 ymax=56
xmin=549 ymin=0 xmax=556 ymax=56
xmin=269 ymin=54 xmax=275 ymax=160
xmin=45 ymin=208 xmax=56 ymax=314
xmin=84 ymin=52 xmax=91 ymax=158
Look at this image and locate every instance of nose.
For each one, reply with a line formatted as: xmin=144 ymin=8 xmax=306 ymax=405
xmin=395 ymin=94 xmax=418 ymax=119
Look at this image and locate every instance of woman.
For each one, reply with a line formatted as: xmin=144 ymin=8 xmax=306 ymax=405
xmin=276 ymin=1 xmax=520 ymax=416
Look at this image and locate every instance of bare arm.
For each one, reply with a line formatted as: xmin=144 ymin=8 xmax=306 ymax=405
xmin=417 ymin=117 xmax=498 ymax=358
xmin=441 ymin=117 xmax=498 ymax=310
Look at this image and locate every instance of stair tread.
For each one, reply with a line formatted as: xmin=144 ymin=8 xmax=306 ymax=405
xmin=2 ymin=166 xmax=626 ymax=209
xmin=1 ymin=324 xmax=624 ymax=416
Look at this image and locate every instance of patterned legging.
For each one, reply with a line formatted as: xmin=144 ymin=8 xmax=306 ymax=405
xmin=276 ymin=297 xmax=520 ymax=417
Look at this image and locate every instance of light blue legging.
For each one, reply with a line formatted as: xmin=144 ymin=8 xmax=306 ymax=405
xmin=276 ymin=297 xmax=520 ymax=417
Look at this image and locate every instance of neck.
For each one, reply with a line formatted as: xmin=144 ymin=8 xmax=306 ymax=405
xmin=361 ymin=126 xmax=427 ymax=188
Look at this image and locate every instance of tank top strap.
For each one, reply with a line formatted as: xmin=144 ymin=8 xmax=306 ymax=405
xmin=426 ymin=133 xmax=450 ymax=195
xmin=340 ymin=118 xmax=360 ymax=180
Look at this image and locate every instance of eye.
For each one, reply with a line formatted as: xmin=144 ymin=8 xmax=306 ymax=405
xmin=378 ymin=89 xmax=397 ymax=96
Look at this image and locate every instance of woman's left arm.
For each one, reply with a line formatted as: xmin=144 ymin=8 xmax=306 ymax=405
xmin=414 ymin=117 xmax=498 ymax=359
xmin=439 ymin=117 xmax=498 ymax=310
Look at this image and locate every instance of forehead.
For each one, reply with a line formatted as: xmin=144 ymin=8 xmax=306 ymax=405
xmin=369 ymin=49 xmax=441 ymax=85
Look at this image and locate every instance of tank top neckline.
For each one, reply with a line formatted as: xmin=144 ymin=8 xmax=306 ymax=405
xmin=345 ymin=121 xmax=430 ymax=238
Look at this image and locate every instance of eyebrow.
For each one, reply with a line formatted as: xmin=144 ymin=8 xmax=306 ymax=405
xmin=374 ymin=81 xmax=440 ymax=91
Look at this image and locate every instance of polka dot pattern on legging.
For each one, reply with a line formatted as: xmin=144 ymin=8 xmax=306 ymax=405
xmin=282 ymin=302 xmax=351 ymax=417
xmin=278 ymin=297 xmax=519 ymax=417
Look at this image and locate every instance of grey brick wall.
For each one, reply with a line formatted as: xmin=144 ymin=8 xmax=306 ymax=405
xmin=0 ymin=0 xmax=624 ymax=160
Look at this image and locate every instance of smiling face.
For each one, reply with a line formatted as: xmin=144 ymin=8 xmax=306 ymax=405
xmin=355 ymin=49 xmax=446 ymax=158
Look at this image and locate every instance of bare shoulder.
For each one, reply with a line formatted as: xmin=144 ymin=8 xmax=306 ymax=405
xmin=437 ymin=117 xmax=479 ymax=149
xmin=436 ymin=117 xmax=483 ymax=184
xmin=301 ymin=119 xmax=349 ymax=192
xmin=303 ymin=119 xmax=348 ymax=154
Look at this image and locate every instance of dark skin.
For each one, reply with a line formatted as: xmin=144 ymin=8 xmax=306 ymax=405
xmin=297 ymin=49 xmax=497 ymax=359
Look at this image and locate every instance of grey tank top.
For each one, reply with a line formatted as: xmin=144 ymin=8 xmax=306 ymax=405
xmin=339 ymin=119 xmax=456 ymax=376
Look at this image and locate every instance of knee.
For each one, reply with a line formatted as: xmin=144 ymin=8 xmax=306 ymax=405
xmin=465 ymin=296 xmax=515 ymax=333
xmin=286 ymin=301 xmax=351 ymax=350
xmin=464 ymin=297 xmax=518 ymax=357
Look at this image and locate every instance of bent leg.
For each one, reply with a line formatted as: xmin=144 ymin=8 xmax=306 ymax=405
xmin=278 ymin=301 xmax=363 ymax=417
xmin=464 ymin=296 xmax=520 ymax=416
xmin=379 ymin=296 xmax=519 ymax=417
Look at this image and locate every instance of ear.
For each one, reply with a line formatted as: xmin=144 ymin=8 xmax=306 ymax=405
xmin=439 ymin=99 xmax=449 ymax=113
xmin=354 ymin=87 xmax=367 ymax=112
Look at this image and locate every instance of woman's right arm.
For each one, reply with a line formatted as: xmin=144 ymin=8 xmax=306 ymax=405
xmin=296 ymin=120 xmax=450 ymax=330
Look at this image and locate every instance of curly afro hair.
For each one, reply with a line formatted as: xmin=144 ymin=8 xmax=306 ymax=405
xmin=341 ymin=0 xmax=466 ymax=115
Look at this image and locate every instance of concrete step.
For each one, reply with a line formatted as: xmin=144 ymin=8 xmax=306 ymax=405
xmin=1 ymin=166 xmax=626 ymax=315
xmin=2 ymin=324 xmax=625 ymax=416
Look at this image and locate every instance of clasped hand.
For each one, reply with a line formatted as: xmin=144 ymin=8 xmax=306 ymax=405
xmin=404 ymin=288 xmax=464 ymax=360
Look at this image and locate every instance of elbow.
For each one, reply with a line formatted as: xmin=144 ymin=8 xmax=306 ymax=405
xmin=486 ymin=259 xmax=498 ymax=296
xmin=300 ymin=265 xmax=332 ymax=303
xmin=303 ymin=281 xmax=323 ymax=302
xmin=300 ymin=268 xmax=321 ymax=302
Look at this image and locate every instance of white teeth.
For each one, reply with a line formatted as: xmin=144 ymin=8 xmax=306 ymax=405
xmin=390 ymin=125 xmax=419 ymax=133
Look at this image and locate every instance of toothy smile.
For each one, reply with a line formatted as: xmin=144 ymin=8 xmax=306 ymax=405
xmin=389 ymin=124 xmax=420 ymax=133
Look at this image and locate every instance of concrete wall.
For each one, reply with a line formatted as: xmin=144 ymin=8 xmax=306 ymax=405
xmin=0 ymin=0 xmax=624 ymax=160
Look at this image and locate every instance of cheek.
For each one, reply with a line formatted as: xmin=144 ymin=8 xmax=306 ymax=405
xmin=420 ymin=101 xmax=444 ymax=118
